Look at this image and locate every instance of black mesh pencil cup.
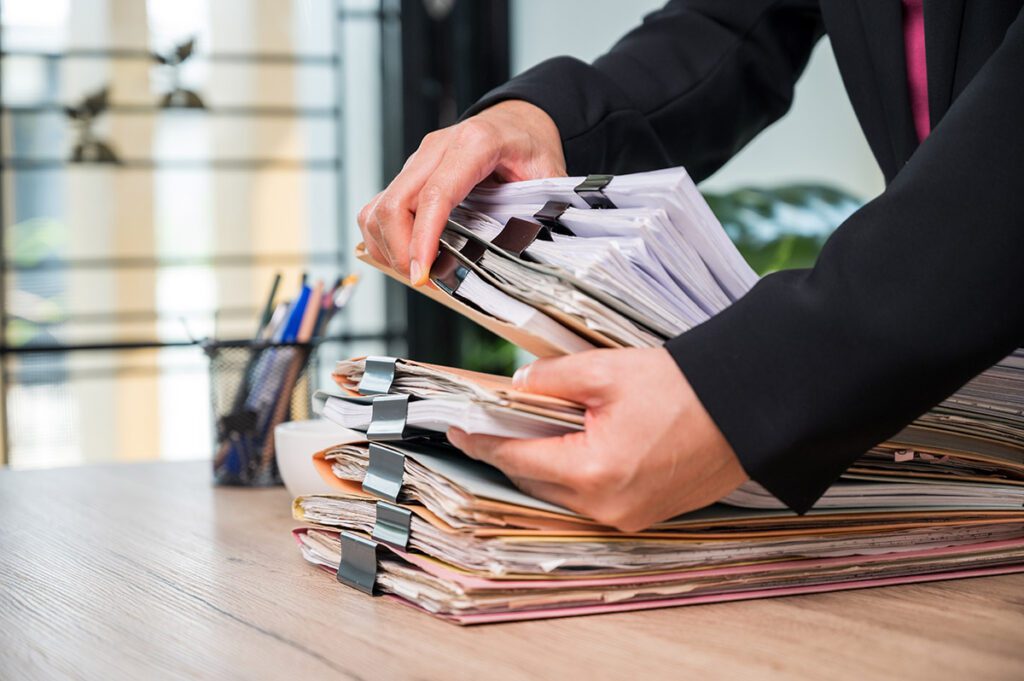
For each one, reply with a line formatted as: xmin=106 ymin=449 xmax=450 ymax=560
xmin=204 ymin=339 xmax=318 ymax=486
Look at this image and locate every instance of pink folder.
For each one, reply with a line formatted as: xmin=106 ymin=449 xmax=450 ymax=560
xmin=293 ymin=528 xmax=1024 ymax=625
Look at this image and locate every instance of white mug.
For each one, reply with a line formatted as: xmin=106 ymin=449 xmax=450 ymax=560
xmin=274 ymin=419 xmax=364 ymax=497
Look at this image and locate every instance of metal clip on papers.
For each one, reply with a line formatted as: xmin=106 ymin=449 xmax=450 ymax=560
xmin=533 ymin=200 xmax=574 ymax=236
xmin=431 ymin=217 xmax=551 ymax=294
xmin=493 ymin=217 xmax=552 ymax=254
xmin=574 ymin=174 xmax=616 ymax=209
xmin=431 ymin=226 xmax=489 ymax=295
xmin=366 ymin=394 xmax=409 ymax=441
xmin=362 ymin=442 xmax=405 ymax=502
xmin=336 ymin=531 xmax=379 ymax=595
xmin=357 ymin=356 xmax=397 ymax=395
xmin=372 ymin=501 xmax=412 ymax=550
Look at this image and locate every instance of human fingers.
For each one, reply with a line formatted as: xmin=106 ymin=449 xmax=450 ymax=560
xmin=357 ymin=192 xmax=388 ymax=263
xmin=364 ymin=235 xmax=388 ymax=266
xmin=368 ymin=130 xmax=450 ymax=274
xmin=452 ymin=427 xmax=656 ymax=530
xmin=356 ymin=191 xmax=382 ymax=237
xmin=511 ymin=350 xmax=619 ymax=406
xmin=447 ymin=428 xmax=585 ymax=484
xmin=407 ymin=121 xmax=505 ymax=284
xmin=507 ymin=477 xmax=578 ymax=510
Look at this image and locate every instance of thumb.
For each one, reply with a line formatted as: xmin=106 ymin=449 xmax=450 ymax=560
xmin=512 ymin=351 xmax=615 ymax=405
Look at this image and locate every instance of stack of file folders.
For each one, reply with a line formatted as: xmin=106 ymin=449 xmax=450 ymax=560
xmin=291 ymin=168 xmax=1024 ymax=623
xmin=355 ymin=168 xmax=760 ymax=356
xmin=295 ymin=353 xmax=1024 ymax=624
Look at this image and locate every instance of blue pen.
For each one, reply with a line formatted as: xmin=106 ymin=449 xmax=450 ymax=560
xmin=281 ymin=285 xmax=311 ymax=342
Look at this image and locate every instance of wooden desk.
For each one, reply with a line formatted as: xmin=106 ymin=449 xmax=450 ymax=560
xmin=1 ymin=462 xmax=1022 ymax=680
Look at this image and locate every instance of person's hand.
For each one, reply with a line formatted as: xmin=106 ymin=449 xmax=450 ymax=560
xmin=447 ymin=348 xmax=749 ymax=532
xmin=357 ymin=100 xmax=567 ymax=285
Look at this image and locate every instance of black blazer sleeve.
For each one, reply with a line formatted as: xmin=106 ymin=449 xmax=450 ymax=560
xmin=463 ymin=2 xmax=1024 ymax=513
xmin=667 ymin=8 xmax=1024 ymax=512
xmin=463 ymin=0 xmax=824 ymax=180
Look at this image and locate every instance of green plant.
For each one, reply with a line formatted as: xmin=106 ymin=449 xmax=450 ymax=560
xmin=704 ymin=184 xmax=861 ymax=274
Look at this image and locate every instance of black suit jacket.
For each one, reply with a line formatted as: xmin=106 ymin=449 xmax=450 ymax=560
xmin=464 ymin=0 xmax=1024 ymax=512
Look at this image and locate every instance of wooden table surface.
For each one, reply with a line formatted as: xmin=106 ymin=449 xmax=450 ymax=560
xmin=1 ymin=461 xmax=1022 ymax=681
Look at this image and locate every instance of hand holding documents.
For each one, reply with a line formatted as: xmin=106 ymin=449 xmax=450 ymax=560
xmin=357 ymin=168 xmax=759 ymax=357
xmin=291 ymin=166 xmax=1024 ymax=624
xmin=295 ymin=347 xmax=1024 ymax=623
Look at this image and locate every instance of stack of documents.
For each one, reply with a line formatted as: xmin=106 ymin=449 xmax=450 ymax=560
xmin=293 ymin=350 xmax=1024 ymax=624
xmin=288 ymin=167 xmax=1024 ymax=623
xmin=356 ymin=168 xmax=760 ymax=357
xmin=317 ymin=357 xmax=583 ymax=440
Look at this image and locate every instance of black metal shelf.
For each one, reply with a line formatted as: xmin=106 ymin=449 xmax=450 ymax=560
xmin=1 ymin=48 xmax=338 ymax=66
xmin=1 ymin=158 xmax=339 ymax=171
xmin=7 ymin=362 xmax=209 ymax=383
xmin=4 ymin=251 xmax=346 ymax=272
xmin=0 ymin=332 xmax=400 ymax=382
xmin=0 ymin=332 xmax=404 ymax=355
xmin=0 ymin=0 xmax=407 ymax=464
xmin=5 ymin=305 xmax=266 ymax=326
xmin=2 ymin=104 xmax=339 ymax=118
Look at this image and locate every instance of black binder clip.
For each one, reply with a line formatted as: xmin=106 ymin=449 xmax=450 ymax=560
xmin=430 ymin=251 xmax=472 ymax=295
xmin=358 ymin=356 xmax=397 ymax=395
xmin=336 ymin=531 xmax=379 ymax=595
xmin=431 ymin=230 xmax=489 ymax=295
xmin=493 ymin=217 xmax=552 ymax=255
xmin=366 ymin=394 xmax=409 ymax=441
xmin=372 ymin=501 xmax=412 ymax=550
xmin=362 ymin=442 xmax=405 ymax=502
xmin=432 ymin=217 xmax=547 ymax=293
xmin=533 ymin=200 xmax=574 ymax=236
xmin=574 ymin=174 xmax=616 ymax=209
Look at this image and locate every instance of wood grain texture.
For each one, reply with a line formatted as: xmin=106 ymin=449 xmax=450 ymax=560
xmin=1 ymin=462 xmax=1022 ymax=681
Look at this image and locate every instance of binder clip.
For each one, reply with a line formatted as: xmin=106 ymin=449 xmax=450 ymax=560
xmin=362 ymin=442 xmax=406 ymax=502
xmin=574 ymin=174 xmax=616 ymax=209
xmin=431 ymin=228 xmax=489 ymax=295
xmin=337 ymin=531 xmax=379 ymax=595
xmin=493 ymin=217 xmax=552 ymax=256
xmin=366 ymin=394 xmax=409 ymax=441
xmin=533 ymin=200 xmax=574 ymax=236
xmin=432 ymin=217 xmax=550 ymax=293
xmin=372 ymin=501 xmax=412 ymax=550
xmin=358 ymin=356 xmax=397 ymax=395
xmin=431 ymin=251 xmax=472 ymax=295
xmin=311 ymin=390 xmax=331 ymax=415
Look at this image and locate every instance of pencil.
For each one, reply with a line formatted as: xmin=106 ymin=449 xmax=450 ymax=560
xmin=256 ymin=273 xmax=281 ymax=338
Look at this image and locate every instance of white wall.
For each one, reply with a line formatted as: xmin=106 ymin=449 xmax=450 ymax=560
xmin=511 ymin=0 xmax=885 ymax=201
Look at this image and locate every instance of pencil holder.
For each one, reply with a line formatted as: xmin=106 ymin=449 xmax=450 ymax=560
xmin=204 ymin=339 xmax=319 ymax=486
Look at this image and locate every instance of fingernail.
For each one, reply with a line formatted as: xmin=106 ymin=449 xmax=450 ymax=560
xmin=512 ymin=364 xmax=530 ymax=389
xmin=409 ymin=260 xmax=424 ymax=286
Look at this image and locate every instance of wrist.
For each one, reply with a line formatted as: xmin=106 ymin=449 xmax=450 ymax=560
xmin=663 ymin=349 xmax=749 ymax=503
xmin=477 ymin=100 xmax=566 ymax=181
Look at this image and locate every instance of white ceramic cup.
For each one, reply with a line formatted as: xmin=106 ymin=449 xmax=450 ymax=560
xmin=274 ymin=419 xmax=364 ymax=497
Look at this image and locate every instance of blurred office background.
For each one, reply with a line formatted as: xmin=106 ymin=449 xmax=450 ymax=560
xmin=0 ymin=0 xmax=881 ymax=468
